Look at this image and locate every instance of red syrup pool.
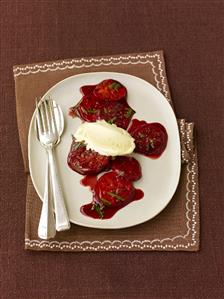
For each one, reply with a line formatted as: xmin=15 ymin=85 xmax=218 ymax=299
xmin=134 ymin=189 xmax=144 ymax=200
xmin=80 ymin=85 xmax=96 ymax=96
xmin=80 ymin=175 xmax=98 ymax=190
xmin=80 ymin=182 xmax=144 ymax=220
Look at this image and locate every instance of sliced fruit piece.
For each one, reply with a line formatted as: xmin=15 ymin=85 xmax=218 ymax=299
xmin=101 ymin=101 xmax=135 ymax=129
xmin=67 ymin=138 xmax=110 ymax=175
xmin=80 ymin=85 xmax=96 ymax=96
xmin=68 ymin=94 xmax=100 ymax=121
xmin=94 ymin=171 xmax=135 ymax=208
xmin=111 ymin=156 xmax=142 ymax=181
xmin=128 ymin=119 xmax=168 ymax=158
xmin=69 ymin=94 xmax=135 ymax=129
xmin=93 ymin=79 xmax=127 ymax=101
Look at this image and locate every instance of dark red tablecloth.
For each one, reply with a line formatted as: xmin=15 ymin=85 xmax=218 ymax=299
xmin=1 ymin=1 xmax=223 ymax=298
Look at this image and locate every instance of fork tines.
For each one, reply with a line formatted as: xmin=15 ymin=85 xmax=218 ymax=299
xmin=36 ymin=98 xmax=56 ymax=135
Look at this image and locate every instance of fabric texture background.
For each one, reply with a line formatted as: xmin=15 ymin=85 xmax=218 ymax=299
xmin=0 ymin=0 xmax=223 ymax=298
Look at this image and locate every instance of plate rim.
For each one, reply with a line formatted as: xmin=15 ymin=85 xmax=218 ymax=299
xmin=28 ymin=71 xmax=181 ymax=229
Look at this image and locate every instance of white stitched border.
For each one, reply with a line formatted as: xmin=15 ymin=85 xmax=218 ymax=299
xmin=13 ymin=53 xmax=170 ymax=102
xmin=13 ymin=54 xmax=162 ymax=73
xmin=186 ymin=123 xmax=193 ymax=152
xmin=179 ymin=119 xmax=188 ymax=163
xmin=23 ymin=54 xmax=197 ymax=251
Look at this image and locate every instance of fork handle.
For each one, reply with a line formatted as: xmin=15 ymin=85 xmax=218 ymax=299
xmin=47 ymin=148 xmax=71 ymax=231
xmin=38 ymin=159 xmax=56 ymax=239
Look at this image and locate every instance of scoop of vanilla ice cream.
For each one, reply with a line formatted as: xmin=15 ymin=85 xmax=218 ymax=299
xmin=74 ymin=120 xmax=135 ymax=156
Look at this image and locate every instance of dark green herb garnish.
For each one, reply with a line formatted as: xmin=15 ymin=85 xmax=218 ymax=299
xmin=109 ymin=82 xmax=121 ymax=90
xmin=107 ymin=117 xmax=117 ymax=124
xmin=87 ymin=108 xmax=96 ymax=114
xmin=124 ymin=108 xmax=134 ymax=118
xmin=92 ymin=203 xmax=104 ymax=219
xmin=107 ymin=192 xmax=124 ymax=201
xmin=81 ymin=107 xmax=96 ymax=114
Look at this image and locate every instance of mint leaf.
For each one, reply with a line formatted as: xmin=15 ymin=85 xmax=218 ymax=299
xmin=109 ymin=82 xmax=121 ymax=90
xmin=93 ymin=203 xmax=104 ymax=219
xmin=107 ymin=116 xmax=117 ymax=124
xmin=107 ymin=192 xmax=124 ymax=201
xmin=87 ymin=108 xmax=96 ymax=114
xmin=81 ymin=107 xmax=96 ymax=114
xmin=124 ymin=108 xmax=134 ymax=118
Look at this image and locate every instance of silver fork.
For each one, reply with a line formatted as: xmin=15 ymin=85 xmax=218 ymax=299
xmin=36 ymin=99 xmax=70 ymax=234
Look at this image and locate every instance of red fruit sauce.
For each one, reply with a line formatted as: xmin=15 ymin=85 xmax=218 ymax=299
xmin=80 ymin=189 xmax=144 ymax=219
xmin=80 ymin=85 xmax=96 ymax=96
xmin=80 ymin=171 xmax=144 ymax=219
xmin=81 ymin=175 xmax=98 ymax=190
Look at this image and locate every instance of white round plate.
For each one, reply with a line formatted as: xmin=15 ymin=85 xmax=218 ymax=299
xmin=28 ymin=72 xmax=181 ymax=229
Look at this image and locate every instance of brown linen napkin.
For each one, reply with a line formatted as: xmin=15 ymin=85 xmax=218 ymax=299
xmin=14 ymin=51 xmax=200 ymax=251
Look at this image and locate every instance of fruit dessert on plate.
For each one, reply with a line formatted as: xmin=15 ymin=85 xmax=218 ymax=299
xmin=67 ymin=137 xmax=110 ymax=175
xmin=69 ymin=79 xmax=135 ymax=129
xmin=68 ymin=79 xmax=168 ymax=219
